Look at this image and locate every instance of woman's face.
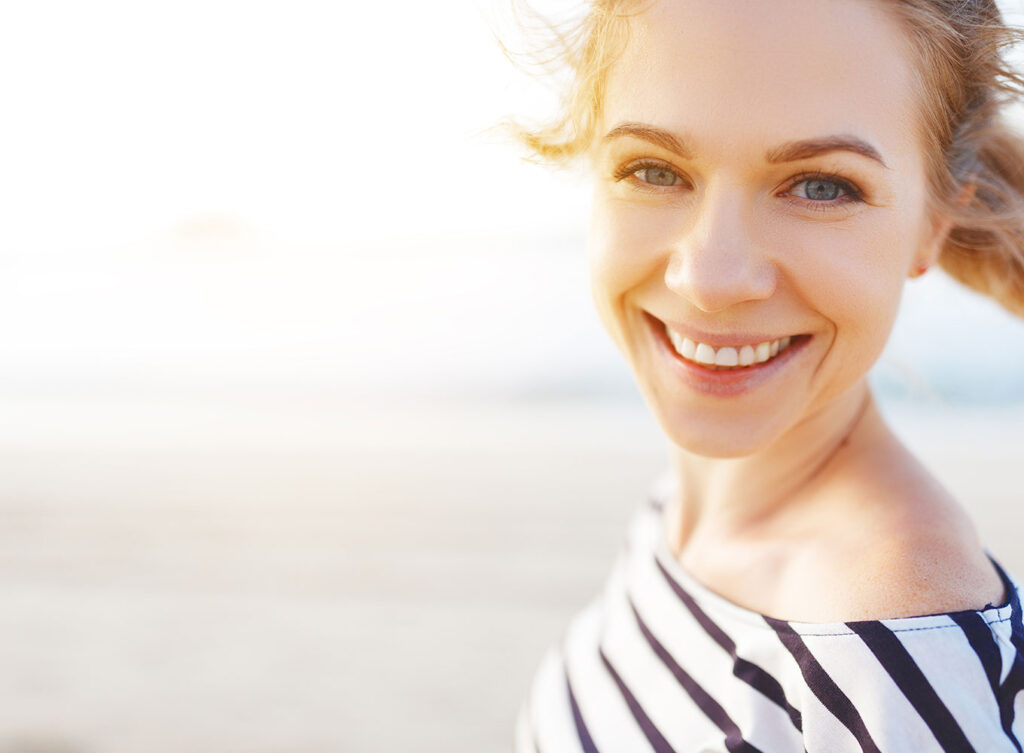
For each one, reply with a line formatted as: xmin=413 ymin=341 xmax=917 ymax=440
xmin=588 ymin=0 xmax=948 ymax=457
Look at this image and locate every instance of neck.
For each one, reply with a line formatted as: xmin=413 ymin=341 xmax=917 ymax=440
xmin=665 ymin=381 xmax=880 ymax=553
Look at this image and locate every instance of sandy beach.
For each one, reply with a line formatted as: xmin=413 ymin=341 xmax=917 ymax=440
xmin=6 ymin=0 xmax=1024 ymax=746
xmin=0 ymin=389 xmax=1018 ymax=753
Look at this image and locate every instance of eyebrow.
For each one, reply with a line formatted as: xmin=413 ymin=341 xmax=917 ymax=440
xmin=602 ymin=122 xmax=889 ymax=169
xmin=603 ymin=123 xmax=693 ymax=159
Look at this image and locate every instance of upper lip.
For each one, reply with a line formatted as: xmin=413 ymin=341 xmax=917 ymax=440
xmin=646 ymin=312 xmax=802 ymax=349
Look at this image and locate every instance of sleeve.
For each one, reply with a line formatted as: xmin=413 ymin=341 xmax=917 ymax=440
xmin=778 ymin=613 xmax=1024 ymax=752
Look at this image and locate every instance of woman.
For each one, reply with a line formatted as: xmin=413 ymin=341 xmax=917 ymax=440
xmin=511 ymin=0 xmax=1024 ymax=751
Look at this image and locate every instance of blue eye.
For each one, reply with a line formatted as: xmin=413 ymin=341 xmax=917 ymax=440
xmin=612 ymin=159 xmax=687 ymax=188
xmin=791 ymin=175 xmax=857 ymax=202
xmin=637 ymin=166 xmax=682 ymax=187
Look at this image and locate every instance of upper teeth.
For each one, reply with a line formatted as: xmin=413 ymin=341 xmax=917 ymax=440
xmin=667 ymin=329 xmax=793 ymax=367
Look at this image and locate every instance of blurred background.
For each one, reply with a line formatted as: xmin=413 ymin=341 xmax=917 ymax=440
xmin=1 ymin=1 xmax=1024 ymax=751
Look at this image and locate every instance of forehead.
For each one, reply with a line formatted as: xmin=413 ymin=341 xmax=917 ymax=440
xmin=601 ymin=0 xmax=922 ymax=164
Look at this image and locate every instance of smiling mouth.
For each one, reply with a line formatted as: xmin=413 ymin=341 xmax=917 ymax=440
xmin=648 ymin=314 xmax=812 ymax=372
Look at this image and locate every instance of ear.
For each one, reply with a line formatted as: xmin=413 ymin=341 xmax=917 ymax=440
xmin=909 ymin=181 xmax=976 ymax=278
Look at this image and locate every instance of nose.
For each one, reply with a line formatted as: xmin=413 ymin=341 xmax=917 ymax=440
xmin=663 ymin=184 xmax=777 ymax=313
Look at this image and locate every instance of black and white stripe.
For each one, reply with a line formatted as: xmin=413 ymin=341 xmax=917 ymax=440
xmin=516 ymin=497 xmax=1024 ymax=752
xmin=652 ymin=556 xmax=804 ymax=732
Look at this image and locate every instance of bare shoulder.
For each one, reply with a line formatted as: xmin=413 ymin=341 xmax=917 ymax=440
xmin=776 ymin=431 xmax=1007 ymax=621
xmin=805 ymin=530 xmax=1004 ymax=621
xmin=781 ymin=490 xmax=1007 ymax=622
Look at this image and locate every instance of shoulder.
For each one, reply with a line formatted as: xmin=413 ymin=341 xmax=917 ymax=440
xmin=782 ymin=497 xmax=1007 ymax=621
xmin=775 ymin=417 xmax=1009 ymax=622
xmin=767 ymin=505 xmax=1024 ymax=747
xmin=809 ymin=536 xmax=1005 ymax=622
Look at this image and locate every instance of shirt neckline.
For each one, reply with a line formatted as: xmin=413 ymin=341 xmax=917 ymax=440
xmin=648 ymin=495 xmax=1019 ymax=635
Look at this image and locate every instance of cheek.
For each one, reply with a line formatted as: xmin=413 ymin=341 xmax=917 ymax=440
xmin=588 ymin=194 xmax=693 ymax=293
xmin=588 ymin=198 xmax=667 ymax=285
xmin=783 ymin=218 xmax=912 ymax=365
xmin=586 ymin=197 xmax=668 ymax=343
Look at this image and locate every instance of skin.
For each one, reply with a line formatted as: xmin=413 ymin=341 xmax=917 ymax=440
xmin=587 ymin=0 xmax=1005 ymax=620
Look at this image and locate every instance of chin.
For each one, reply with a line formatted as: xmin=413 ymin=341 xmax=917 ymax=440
xmin=665 ymin=429 xmax=768 ymax=459
xmin=645 ymin=400 xmax=788 ymax=459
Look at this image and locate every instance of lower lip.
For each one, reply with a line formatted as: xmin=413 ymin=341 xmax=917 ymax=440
xmin=644 ymin=312 xmax=811 ymax=397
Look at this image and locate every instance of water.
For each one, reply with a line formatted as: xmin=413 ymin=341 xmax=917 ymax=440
xmin=3 ymin=231 xmax=1023 ymax=405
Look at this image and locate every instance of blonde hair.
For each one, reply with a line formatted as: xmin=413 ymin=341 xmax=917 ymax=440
xmin=507 ymin=0 xmax=1024 ymax=317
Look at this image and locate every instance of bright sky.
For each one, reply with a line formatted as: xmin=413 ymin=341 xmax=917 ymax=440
xmin=3 ymin=0 xmax=1023 ymax=254
xmin=0 ymin=0 xmax=597 ymax=395
xmin=0 ymin=0 xmax=589 ymax=254
xmin=2 ymin=0 xmax=1023 ymax=400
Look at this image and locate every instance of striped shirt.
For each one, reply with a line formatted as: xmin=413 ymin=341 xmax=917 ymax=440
xmin=516 ymin=486 xmax=1024 ymax=753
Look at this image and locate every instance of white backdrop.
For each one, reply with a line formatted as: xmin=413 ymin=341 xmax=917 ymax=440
xmin=1 ymin=0 xmax=1023 ymax=402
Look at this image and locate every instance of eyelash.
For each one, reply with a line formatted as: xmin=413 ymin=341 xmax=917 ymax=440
xmin=787 ymin=170 xmax=864 ymax=211
xmin=612 ymin=159 xmax=865 ymax=212
xmin=612 ymin=160 xmax=686 ymax=187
